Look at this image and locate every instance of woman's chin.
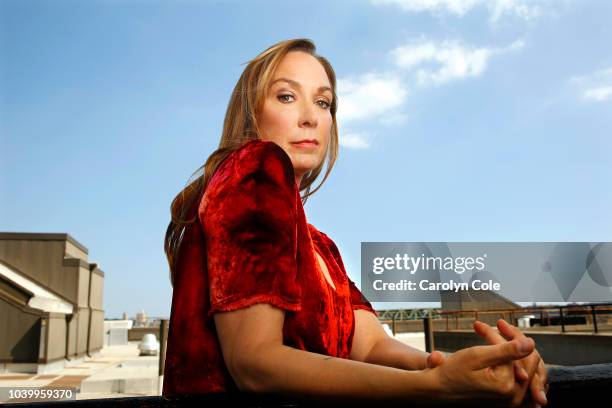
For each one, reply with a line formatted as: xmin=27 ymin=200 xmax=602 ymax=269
xmin=289 ymin=157 xmax=319 ymax=173
xmin=295 ymin=160 xmax=319 ymax=172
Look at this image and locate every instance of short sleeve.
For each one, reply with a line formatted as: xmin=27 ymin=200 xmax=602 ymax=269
xmin=201 ymin=141 xmax=301 ymax=317
xmin=317 ymin=230 xmax=378 ymax=317
xmin=347 ymin=278 xmax=378 ymax=317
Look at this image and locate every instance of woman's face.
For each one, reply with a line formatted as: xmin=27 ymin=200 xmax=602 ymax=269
xmin=258 ymin=51 xmax=333 ymax=187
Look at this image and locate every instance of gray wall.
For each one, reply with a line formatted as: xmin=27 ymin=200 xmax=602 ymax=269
xmin=0 ymin=298 xmax=42 ymax=363
xmin=0 ymin=233 xmax=105 ymax=365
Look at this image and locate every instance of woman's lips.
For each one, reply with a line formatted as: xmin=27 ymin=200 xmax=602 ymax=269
xmin=291 ymin=140 xmax=318 ymax=148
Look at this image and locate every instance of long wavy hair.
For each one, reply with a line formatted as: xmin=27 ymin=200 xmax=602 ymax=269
xmin=164 ymin=38 xmax=340 ymax=287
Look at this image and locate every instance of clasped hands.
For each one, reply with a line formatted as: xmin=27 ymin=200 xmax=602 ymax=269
xmin=424 ymin=319 xmax=549 ymax=407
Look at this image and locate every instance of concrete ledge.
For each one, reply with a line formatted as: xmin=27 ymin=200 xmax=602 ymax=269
xmin=9 ymin=363 xmax=612 ymax=407
xmin=80 ymin=377 xmax=157 ymax=395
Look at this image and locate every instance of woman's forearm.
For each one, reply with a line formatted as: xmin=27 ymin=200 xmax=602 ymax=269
xmin=241 ymin=343 xmax=437 ymax=404
xmin=364 ymin=336 xmax=431 ymax=371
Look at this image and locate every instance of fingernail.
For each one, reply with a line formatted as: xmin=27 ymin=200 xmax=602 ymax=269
xmin=519 ymin=338 xmax=532 ymax=353
xmin=540 ymin=390 xmax=547 ymax=404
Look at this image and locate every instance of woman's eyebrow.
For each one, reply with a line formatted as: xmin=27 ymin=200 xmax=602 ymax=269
xmin=271 ymin=77 xmax=332 ymax=94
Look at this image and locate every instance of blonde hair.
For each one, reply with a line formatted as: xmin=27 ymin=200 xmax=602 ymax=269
xmin=164 ymin=38 xmax=340 ymax=286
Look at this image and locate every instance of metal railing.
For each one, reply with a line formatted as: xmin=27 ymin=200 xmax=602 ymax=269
xmin=436 ymin=303 xmax=612 ymax=334
xmin=380 ymin=303 xmax=612 ymax=335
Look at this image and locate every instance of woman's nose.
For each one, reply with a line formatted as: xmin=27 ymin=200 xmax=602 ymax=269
xmin=298 ymin=101 xmax=318 ymax=128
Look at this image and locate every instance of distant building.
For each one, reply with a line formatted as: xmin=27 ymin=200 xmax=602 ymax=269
xmin=0 ymin=233 xmax=105 ymax=374
xmin=135 ymin=309 xmax=148 ymax=327
xmin=103 ymin=319 xmax=132 ymax=346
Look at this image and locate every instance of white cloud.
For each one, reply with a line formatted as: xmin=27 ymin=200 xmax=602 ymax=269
xmin=571 ymin=67 xmax=612 ymax=103
xmin=336 ymin=73 xmax=408 ymax=123
xmin=335 ymin=72 xmax=408 ymax=149
xmin=335 ymin=38 xmax=526 ymax=148
xmin=488 ymin=0 xmax=543 ymax=22
xmin=339 ymin=132 xmax=372 ymax=149
xmin=583 ymin=86 xmax=612 ymax=102
xmin=370 ymin=0 xmax=549 ymax=23
xmin=371 ymin=0 xmax=480 ymax=16
xmin=391 ymin=38 xmax=524 ymax=86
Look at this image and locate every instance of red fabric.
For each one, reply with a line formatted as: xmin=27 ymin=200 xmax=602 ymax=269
xmin=163 ymin=139 xmax=377 ymax=395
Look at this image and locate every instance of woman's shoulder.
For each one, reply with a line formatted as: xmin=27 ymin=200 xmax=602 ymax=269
xmin=234 ymin=139 xmax=295 ymax=175
xmin=205 ymin=139 xmax=297 ymax=197
xmin=200 ymin=139 xmax=298 ymax=215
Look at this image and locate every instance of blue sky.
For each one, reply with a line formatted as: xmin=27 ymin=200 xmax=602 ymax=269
xmin=2 ymin=0 xmax=611 ymax=318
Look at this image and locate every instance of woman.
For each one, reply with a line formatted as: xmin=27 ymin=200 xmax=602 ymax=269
xmin=162 ymin=38 xmax=548 ymax=406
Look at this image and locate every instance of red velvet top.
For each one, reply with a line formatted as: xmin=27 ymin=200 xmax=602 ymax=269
xmin=162 ymin=139 xmax=377 ymax=395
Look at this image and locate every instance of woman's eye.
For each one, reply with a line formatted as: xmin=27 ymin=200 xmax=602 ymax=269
xmin=278 ymin=94 xmax=294 ymax=103
xmin=317 ymin=100 xmax=331 ymax=109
